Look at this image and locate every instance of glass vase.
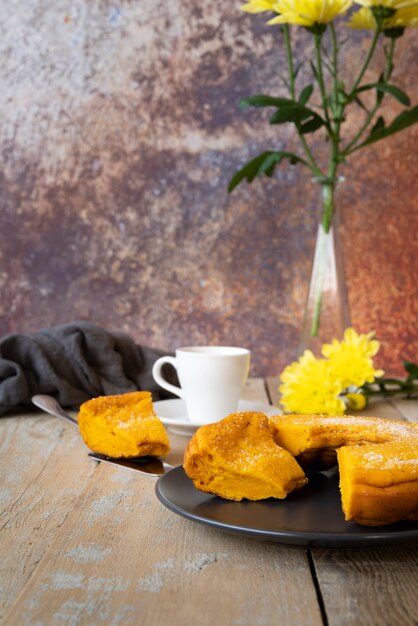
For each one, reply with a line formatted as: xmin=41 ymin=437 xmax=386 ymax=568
xmin=299 ymin=180 xmax=350 ymax=357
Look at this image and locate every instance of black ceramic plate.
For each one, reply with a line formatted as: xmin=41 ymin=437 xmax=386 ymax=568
xmin=156 ymin=466 xmax=418 ymax=548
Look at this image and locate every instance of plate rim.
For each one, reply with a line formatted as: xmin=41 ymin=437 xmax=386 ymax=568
xmin=155 ymin=466 xmax=418 ymax=549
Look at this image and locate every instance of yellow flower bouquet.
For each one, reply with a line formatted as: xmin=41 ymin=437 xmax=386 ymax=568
xmin=228 ymin=0 xmax=418 ymax=343
xmin=279 ymin=328 xmax=418 ymax=414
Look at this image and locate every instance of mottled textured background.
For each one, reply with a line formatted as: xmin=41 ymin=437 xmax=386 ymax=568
xmin=1 ymin=1 xmax=417 ymax=377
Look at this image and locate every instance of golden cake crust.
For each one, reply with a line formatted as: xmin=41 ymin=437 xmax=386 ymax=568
xmin=183 ymin=411 xmax=307 ymax=501
xmin=78 ymin=391 xmax=170 ymax=458
xmin=268 ymin=413 xmax=418 ymax=470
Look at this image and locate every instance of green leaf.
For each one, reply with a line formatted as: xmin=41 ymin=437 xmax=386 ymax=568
xmin=404 ymin=361 xmax=418 ymax=379
xmin=309 ymin=61 xmax=320 ymax=84
xmin=357 ymin=82 xmax=411 ymax=107
xmin=239 ymin=94 xmax=294 ymax=109
xmin=379 ymin=84 xmax=410 ymax=106
xmin=371 ymin=116 xmax=385 ymax=135
xmin=294 ymin=61 xmax=304 ymax=80
xmin=299 ymin=116 xmax=325 ymax=134
xmin=228 ymin=151 xmax=308 ymax=193
xmin=375 ymin=72 xmax=386 ymax=106
xmin=299 ymin=85 xmax=314 ymax=106
xmin=358 ymin=104 xmax=418 ymax=148
xmin=237 ymin=91 xmax=326 ymax=136
xmin=269 ymin=103 xmax=325 ymax=129
xmin=353 ymin=95 xmax=369 ymax=112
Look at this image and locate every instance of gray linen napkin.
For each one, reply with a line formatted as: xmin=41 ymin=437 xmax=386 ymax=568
xmin=0 ymin=321 xmax=174 ymax=416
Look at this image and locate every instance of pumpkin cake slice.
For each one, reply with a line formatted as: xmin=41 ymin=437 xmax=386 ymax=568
xmin=337 ymin=441 xmax=418 ymax=526
xmin=78 ymin=391 xmax=170 ymax=458
xmin=183 ymin=411 xmax=307 ymax=501
xmin=268 ymin=414 xmax=418 ymax=470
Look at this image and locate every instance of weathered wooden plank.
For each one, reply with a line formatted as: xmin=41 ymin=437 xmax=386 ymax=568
xmin=0 ymin=413 xmax=97 ymax=619
xmin=0 ymin=414 xmax=65 ymax=515
xmin=241 ymin=377 xmax=269 ymax=403
xmin=2 ymin=458 xmax=323 ymax=626
xmin=266 ymin=376 xmax=281 ymax=409
xmin=311 ymin=545 xmax=418 ymax=626
xmin=390 ymin=399 xmax=418 ymax=424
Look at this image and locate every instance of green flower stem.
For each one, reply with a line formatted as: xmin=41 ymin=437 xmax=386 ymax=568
xmin=343 ymin=37 xmax=396 ymax=155
xmin=314 ymin=29 xmax=340 ymax=228
xmin=321 ymin=180 xmax=335 ymax=233
xmin=309 ymin=216 xmax=327 ymax=337
xmin=329 ymin=23 xmax=341 ymax=129
xmin=310 ymin=295 xmax=322 ymax=336
xmin=299 ymin=131 xmax=324 ymax=179
xmin=314 ymin=32 xmax=332 ymax=130
xmin=319 ymin=26 xmax=340 ymax=232
xmin=283 ymin=24 xmax=296 ymax=99
xmin=310 ymin=244 xmax=326 ymax=335
xmin=329 ymin=23 xmax=344 ymax=151
xmin=349 ymin=23 xmax=382 ymax=96
xmin=283 ymin=25 xmax=323 ymax=178
xmin=361 ymin=379 xmax=418 ymax=399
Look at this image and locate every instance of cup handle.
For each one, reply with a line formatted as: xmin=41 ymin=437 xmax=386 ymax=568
xmin=152 ymin=356 xmax=184 ymax=398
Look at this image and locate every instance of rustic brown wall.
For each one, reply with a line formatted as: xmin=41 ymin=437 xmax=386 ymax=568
xmin=1 ymin=1 xmax=417 ymax=377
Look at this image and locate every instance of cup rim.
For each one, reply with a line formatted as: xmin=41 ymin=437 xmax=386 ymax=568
xmin=176 ymin=346 xmax=250 ymax=357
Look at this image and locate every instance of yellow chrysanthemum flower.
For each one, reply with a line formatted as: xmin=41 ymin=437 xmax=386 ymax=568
xmin=279 ymin=350 xmax=346 ymax=414
xmin=241 ymin=0 xmax=277 ymax=13
xmin=353 ymin=0 xmax=418 ymax=8
xmin=349 ymin=4 xmax=418 ymax=27
xmin=268 ymin=0 xmax=352 ymax=27
xmin=345 ymin=392 xmax=368 ymax=410
xmin=322 ymin=327 xmax=384 ymax=389
xmin=389 ymin=4 xmax=418 ymax=23
xmin=349 ymin=6 xmax=378 ymax=26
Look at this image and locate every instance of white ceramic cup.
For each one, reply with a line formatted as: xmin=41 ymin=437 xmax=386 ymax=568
xmin=152 ymin=346 xmax=250 ymax=424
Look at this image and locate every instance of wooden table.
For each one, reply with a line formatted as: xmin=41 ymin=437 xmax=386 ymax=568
xmin=1 ymin=379 xmax=417 ymax=626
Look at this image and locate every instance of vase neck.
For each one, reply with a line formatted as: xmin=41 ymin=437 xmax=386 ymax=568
xmin=313 ymin=177 xmax=344 ymax=234
xmin=321 ymin=184 xmax=334 ymax=233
